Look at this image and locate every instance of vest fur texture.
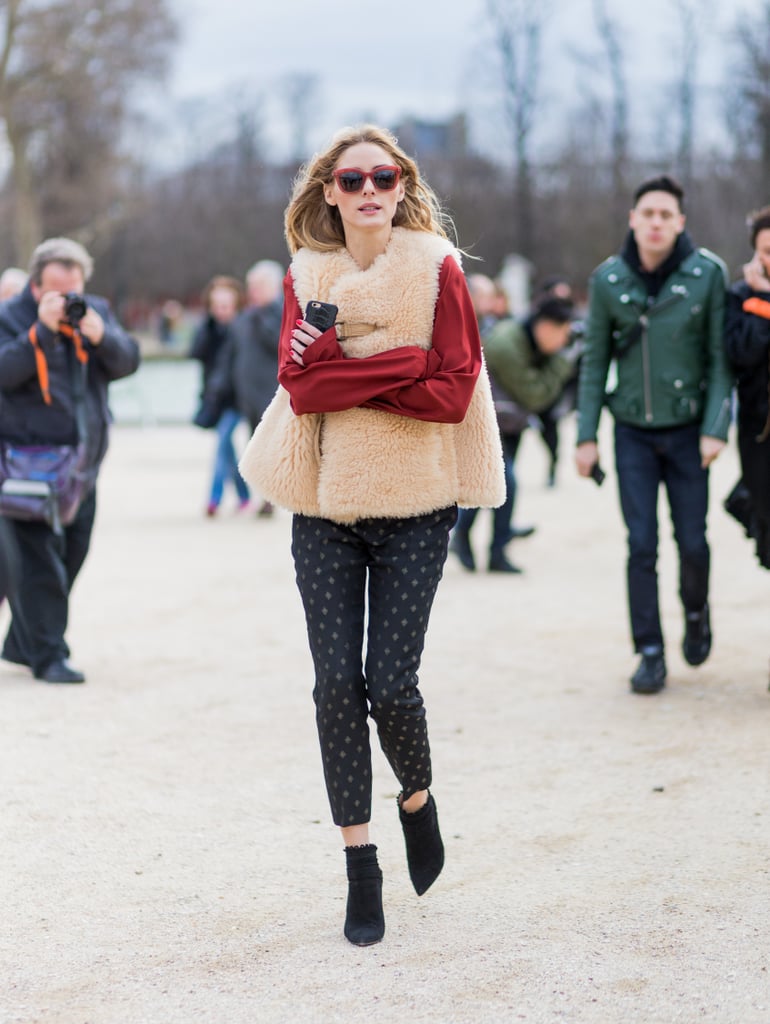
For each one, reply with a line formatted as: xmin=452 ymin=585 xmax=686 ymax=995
xmin=240 ymin=227 xmax=505 ymax=523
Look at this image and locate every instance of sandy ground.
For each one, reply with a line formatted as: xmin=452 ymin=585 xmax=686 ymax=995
xmin=1 ymin=418 xmax=768 ymax=1024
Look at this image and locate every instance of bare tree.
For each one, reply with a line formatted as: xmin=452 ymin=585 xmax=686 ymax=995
xmin=485 ymin=0 xmax=547 ymax=258
xmin=670 ymin=0 xmax=710 ymax=188
xmin=726 ymin=0 xmax=770 ymax=192
xmin=0 ymin=0 xmax=176 ymax=263
xmin=282 ymin=73 xmax=321 ymax=163
xmin=592 ymin=0 xmax=629 ymax=223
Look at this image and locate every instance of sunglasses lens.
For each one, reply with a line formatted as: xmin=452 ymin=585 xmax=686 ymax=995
xmin=337 ymin=171 xmax=364 ymax=193
xmin=372 ymin=169 xmax=398 ymax=190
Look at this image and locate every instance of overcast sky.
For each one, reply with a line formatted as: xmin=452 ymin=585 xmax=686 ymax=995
xmin=159 ymin=0 xmax=762 ymax=164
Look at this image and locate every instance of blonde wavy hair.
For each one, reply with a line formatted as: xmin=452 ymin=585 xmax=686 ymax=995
xmin=284 ymin=124 xmax=454 ymax=255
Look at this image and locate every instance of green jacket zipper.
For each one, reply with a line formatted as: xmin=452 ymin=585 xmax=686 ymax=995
xmin=640 ymin=314 xmax=653 ymax=422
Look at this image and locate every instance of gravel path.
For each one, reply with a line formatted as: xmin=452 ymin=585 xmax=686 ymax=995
xmin=1 ymin=422 xmax=767 ymax=1024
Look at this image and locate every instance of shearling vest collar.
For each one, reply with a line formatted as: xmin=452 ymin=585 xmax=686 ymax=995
xmin=291 ymin=227 xmax=459 ymax=356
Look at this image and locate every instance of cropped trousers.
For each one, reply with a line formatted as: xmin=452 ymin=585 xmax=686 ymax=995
xmin=291 ymin=506 xmax=456 ymax=827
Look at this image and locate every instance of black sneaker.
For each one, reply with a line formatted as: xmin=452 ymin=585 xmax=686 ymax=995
xmin=488 ymin=551 xmax=523 ymax=574
xmin=683 ymin=605 xmax=711 ymax=666
xmin=449 ymin=530 xmax=475 ymax=572
xmin=35 ymin=658 xmax=86 ymax=684
xmin=630 ymin=647 xmax=666 ymax=694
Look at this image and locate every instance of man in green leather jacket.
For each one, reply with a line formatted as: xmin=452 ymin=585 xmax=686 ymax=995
xmin=575 ymin=175 xmax=732 ymax=695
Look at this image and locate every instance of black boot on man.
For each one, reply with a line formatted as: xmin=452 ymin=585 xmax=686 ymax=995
xmin=630 ymin=645 xmax=666 ymax=695
xmin=449 ymin=529 xmax=475 ymax=572
xmin=682 ymin=604 xmax=711 ymax=666
xmin=488 ymin=549 xmax=523 ymax=574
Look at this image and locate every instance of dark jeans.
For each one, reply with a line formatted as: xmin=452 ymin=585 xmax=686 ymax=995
xmin=456 ymin=431 xmax=522 ymax=553
xmin=3 ymin=488 xmax=97 ymax=674
xmin=291 ymin=506 xmax=456 ymax=827
xmin=614 ymin=422 xmax=709 ymax=652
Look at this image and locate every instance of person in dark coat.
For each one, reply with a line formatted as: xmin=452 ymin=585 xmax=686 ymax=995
xmin=0 ymin=237 xmax=140 ymax=683
xmin=229 ymin=260 xmax=284 ymax=432
xmin=724 ymin=205 xmax=770 ymax=572
xmin=189 ymin=275 xmax=248 ymax=517
xmin=206 ymin=260 xmax=283 ymax=516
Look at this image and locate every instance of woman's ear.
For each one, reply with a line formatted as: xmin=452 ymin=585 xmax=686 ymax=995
xmin=324 ymin=183 xmax=337 ymax=207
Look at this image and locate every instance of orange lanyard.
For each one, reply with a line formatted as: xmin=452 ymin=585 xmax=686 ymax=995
xmin=27 ymin=323 xmax=88 ymax=405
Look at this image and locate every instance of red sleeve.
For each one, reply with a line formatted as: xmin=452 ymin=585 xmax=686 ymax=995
xmin=277 ymin=258 xmax=482 ymax=424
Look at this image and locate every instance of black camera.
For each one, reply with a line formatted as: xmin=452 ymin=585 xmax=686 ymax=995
xmin=63 ymin=292 xmax=88 ymax=325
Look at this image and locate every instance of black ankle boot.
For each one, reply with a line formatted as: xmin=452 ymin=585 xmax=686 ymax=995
xmin=398 ymin=793 xmax=445 ymax=896
xmin=343 ymin=844 xmax=385 ymax=946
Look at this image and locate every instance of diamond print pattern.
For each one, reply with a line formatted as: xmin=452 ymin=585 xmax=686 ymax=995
xmin=291 ymin=507 xmax=456 ymax=826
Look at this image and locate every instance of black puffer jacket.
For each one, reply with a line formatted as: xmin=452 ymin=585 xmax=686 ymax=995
xmin=0 ymin=283 xmax=140 ymax=472
xmin=208 ymin=298 xmax=282 ymax=427
xmin=189 ymin=314 xmax=233 ymax=404
xmin=724 ymin=279 xmax=770 ymax=567
xmin=725 ymin=280 xmax=770 ymax=436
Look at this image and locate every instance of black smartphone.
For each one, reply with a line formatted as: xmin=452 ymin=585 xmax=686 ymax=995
xmin=304 ymin=300 xmax=338 ymax=332
xmin=590 ymin=462 xmax=606 ymax=486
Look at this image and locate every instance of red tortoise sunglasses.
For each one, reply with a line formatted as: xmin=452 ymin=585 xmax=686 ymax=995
xmin=331 ymin=165 xmax=402 ymax=194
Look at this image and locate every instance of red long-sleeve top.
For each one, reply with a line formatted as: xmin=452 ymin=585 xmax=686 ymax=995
xmin=276 ymin=256 xmax=482 ymax=425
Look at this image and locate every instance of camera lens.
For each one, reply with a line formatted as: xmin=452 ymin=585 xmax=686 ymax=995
xmin=63 ymin=292 xmax=87 ymax=324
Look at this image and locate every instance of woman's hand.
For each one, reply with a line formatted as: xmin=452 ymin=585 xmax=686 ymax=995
xmin=290 ymin=319 xmax=323 ymax=366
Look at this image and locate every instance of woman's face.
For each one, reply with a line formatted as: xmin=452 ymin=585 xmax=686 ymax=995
xmin=324 ymin=142 xmax=405 ymax=238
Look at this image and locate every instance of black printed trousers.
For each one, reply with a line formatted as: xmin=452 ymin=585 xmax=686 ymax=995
xmin=291 ymin=506 xmax=456 ymax=827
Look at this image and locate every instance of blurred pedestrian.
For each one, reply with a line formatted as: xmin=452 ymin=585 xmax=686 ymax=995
xmin=189 ymin=275 xmax=249 ymax=517
xmin=724 ymin=205 xmax=770 ymax=573
xmin=207 ymin=260 xmax=284 ymax=517
xmin=239 ymin=124 xmax=504 ymax=946
xmin=531 ymin=274 xmax=578 ymax=486
xmin=575 ymin=175 xmax=732 ymax=695
xmin=0 ymin=238 xmax=140 ymax=683
xmin=158 ymin=299 xmax=183 ymax=346
xmin=450 ymin=273 xmax=538 ymax=574
xmin=0 ymin=267 xmax=28 ymax=302
xmin=454 ymin=295 xmax=578 ymax=574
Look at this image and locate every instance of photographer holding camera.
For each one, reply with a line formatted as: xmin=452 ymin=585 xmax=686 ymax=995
xmin=0 ymin=237 xmax=140 ymax=683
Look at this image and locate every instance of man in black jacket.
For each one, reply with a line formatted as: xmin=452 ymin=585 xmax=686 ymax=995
xmin=0 ymin=237 xmax=140 ymax=683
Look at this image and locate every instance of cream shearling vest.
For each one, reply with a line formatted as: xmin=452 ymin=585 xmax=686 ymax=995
xmin=239 ymin=227 xmax=505 ymax=523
